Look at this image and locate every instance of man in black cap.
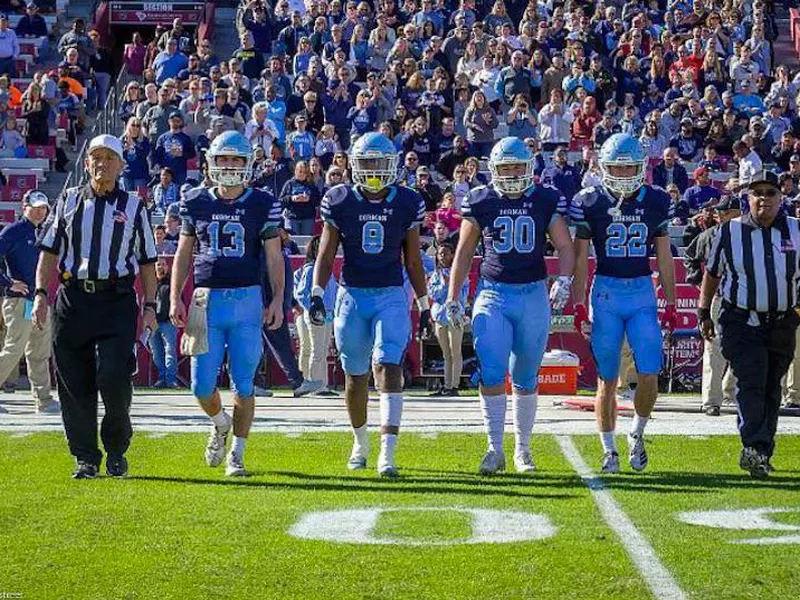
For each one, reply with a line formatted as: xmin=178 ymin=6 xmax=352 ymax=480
xmin=698 ymin=170 xmax=800 ymax=477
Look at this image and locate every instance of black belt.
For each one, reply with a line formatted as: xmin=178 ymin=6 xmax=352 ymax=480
xmin=721 ymin=301 xmax=791 ymax=325
xmin=65 ymin=275 xmax=135 ymax=294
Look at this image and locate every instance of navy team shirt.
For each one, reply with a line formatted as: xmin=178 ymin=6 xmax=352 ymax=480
xmin=569 ymin=185 xmax=672 ymax=279
xmin=321 ymin=184 xmax=425 ymax=288
xmin=180 ymin=187 xmax=282 ymax=288
xmin=462 ymin=184 xmax=566 ymax=284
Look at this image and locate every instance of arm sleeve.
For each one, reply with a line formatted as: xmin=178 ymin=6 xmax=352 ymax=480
xmin=259 ymin=197 xmax=283 ymax=240
xmin=706 ymin=225 xmax=726 ymax=278
xmin=409 ymin=194 xmax=426 ymax=230
xmin=320 ymin=189 xmax=339 ymax=230
xmin=133 ymin=201 xmax=158 ymax=264
xmin=36 ymin=193 xmax=67 ymax=254
xmin=179 ymin=200 xmax=196 ymax=236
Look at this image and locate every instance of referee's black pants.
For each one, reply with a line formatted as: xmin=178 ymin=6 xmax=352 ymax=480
xmin=52 ymin=284 xmax=138 ymax=467
xmin=720 ymin=305 xmax=800 ymax=457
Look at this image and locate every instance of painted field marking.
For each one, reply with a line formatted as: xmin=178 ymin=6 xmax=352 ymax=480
xmin=556 ymin=435 xmax=688 ymax=600
xmin=288 ymin=507 xmax=557 ymax=546
xmin=677 ymin=508 xmax=800 ymax=545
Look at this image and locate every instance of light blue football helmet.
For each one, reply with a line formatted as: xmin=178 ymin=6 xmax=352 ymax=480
xmin=206 ymin=130 xmax=254 ymax=187
xmin=349 ymin=132 xmax=399 ymax=193
xmin=598 ymin=133 xmax=647 ymax=196
xmin=488 ymin=137 xmax=535 ymax=195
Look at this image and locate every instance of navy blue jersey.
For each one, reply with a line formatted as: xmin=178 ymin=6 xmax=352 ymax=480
xmin=569 ymin=185 xmax=672 ymax=279
xmin=462 ymin=184 xmax=566 ymax=284
xmin=321 ymin=184 xmax=425 ymax=288
xmin=180 ymin=187 xmax=282 ymax=288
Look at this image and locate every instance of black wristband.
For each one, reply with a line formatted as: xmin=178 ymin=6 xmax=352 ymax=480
xmin=697 ymin=307 xmax=712 ymax=322
xmin=144 ymin=301 xmax=157 ymax=312
xmin=34 ymin=288 xmax=48 ymax=299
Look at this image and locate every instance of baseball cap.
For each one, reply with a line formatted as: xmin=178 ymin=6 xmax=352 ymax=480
xmin=22 ymin=190 xmax=49 ymax=208
xmin=87 ymin=134 xmax=124 ymax=161
xmin=26 ymin=2 xmax=38 ymax=9
xmin=0 ymin=13 xmax=8 ymax=20
xmin=416 ymin=166 xmax=430 ymax=176
xmin=680 ymin=116 xmax=693 ymax=125
xmin=748 ymin=169 xmax=780 ymax=190
xmin=713 ymin=196 xmax=739 ymax=211
xmin=791 ymin=154 xmax=800 ymax=163
xmin=693 ymin=166 xmax=709 ymax=179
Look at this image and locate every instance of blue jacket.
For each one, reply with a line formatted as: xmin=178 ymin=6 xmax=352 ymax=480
xmin=293 ymin=261 xmax=337 ymax=319
xmin=152 ymin=131 xmax=196 ymax=185
xmin=122 ymin=137 xmax=151 ymax=182
xmin=428 ymin=266 xmax=468 ymax=325
xmin=279 ymin=178 xmax=321 ymax=221
xmin=539 ymin=164 xmax=581 ymax=204
xmin=0 ymin=218 xmax=40 ymax=299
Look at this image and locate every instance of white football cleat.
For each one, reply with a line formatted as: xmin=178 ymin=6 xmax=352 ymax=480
xmin=627 ymin=433 xmax=648 ymax=471
xmin=478 ymin=450 xmax=506 ymax=475
xmin=377 ymin=454 xmax=399 ymax=478
xmin=225 ymin=451 xmax=246 ymax=477
xmin=205 ymin=412 xmax=232 ymax=468
xmin=513 ymin=450 xmax=536 ymax=473
xmin=601 ymin=451 xmax=620 ymax=474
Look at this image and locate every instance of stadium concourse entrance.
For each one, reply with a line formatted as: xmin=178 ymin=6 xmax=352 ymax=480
xmin=92 ymin=1 xmax=215 ymax=68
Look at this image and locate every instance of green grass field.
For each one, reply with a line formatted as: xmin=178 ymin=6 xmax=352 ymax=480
xmin=2 ymin=432 xmax=799 ymax=599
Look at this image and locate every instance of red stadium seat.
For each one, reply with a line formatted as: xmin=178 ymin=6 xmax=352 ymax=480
xmin=0 ymin=173 xmax=37 ymax=202
xmin=0 ymin=209 xmax=16 ymax=224
xmin=792 ymin=9 xmax=799 ymax=42
xmin=27 ymin=145 xmax=56 ymax=160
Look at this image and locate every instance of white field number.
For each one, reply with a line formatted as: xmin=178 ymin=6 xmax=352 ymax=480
xmin=677 ymin=508 xmax=800 ymax=545
xmin=289 ymin=507 xmax=557 ymax=546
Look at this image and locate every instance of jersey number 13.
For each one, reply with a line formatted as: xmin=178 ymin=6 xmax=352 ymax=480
xmin=207 ymin=221 xmax=246 ymax=258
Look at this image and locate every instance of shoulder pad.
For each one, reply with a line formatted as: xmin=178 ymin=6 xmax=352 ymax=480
xmin=539 ymin=183 xmax=563 ymax=197
xmin=574 ymin=186 xmax=600 ymax=207
xmin=467 ymin=185 xmax=495 ymax=206
xmin=183 ymin=186 xmax=207 ymax=203
xmin=323 ymin=184 xmax=350 ymax=207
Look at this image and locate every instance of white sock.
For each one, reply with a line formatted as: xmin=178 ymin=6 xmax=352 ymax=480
xmin=480 ymin=393 xmax=507 ymax=453
xmin=512 ymin=392 xmax=538 ymax=453
xmin=231 ymin=436 xmax=247 ymax=456
xmin=631 ymin=414 xmax=649 ymax=437
xmin=601 ymin=431 xmax=617 ymax=454
xmin=380 ymin=433 xmax=398 ymax=465
xmin=352 ymin=424 xmax=369 ymax=455
xmin=210 ymin=409 xmax=229 ymax=429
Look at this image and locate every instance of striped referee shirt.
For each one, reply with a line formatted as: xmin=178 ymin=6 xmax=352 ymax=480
xmin=37 ymin=184 xmax=158 ymax=280
xmin=707 ymin=212 xmax=800 ymax=313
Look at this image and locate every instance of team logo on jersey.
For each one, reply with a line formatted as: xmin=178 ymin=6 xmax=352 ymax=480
xmin=781 ymin=239 xmax=796 ymax=253
xmin=113 ymin=210 xmax=128 ymax=223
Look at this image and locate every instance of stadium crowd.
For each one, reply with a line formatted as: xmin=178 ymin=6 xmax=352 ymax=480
xmin=2 ymin=0 xmax=800 ymax=415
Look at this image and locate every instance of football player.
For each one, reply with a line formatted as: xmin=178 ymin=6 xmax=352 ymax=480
xmin=569 ymin=133 xmax=678 ymax=474
xmin=310 ymin=132 xmax=431 ymax=478
xmin=446 ymin=137 xmax=575 ymax=475
xmin=170 ymin=131 xmax=285 ymax=477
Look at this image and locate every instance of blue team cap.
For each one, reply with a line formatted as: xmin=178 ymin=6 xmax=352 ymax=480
xmin=0 ymin=13 xmax=8 ymax=20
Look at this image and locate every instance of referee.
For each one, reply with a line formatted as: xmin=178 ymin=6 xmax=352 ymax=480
xmin=32 ymin=134 xmax=158 ymax=479
xmin=698 ymin=170 xmax=800 ymax=478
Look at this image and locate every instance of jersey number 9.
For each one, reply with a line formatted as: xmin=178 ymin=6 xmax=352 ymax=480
xmin=362 ymin=221 xmax=385 ymax=254
xmin=493 ymin=215 xmax=535 ymax=254
xmin=207 ymin=221 xmax=246 ymax=258
xmin=605 ymin=222 xmax=647 ymax=258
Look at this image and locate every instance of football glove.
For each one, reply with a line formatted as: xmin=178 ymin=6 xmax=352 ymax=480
xmin=309 ymin=295 xmax=327 ymax=326
xmin=549 ymin=275 xmax=573 ymax=311
xmin=418 ymin=308 xmax=433 ymax=340
xmin=445 ymin=300 xmax=466 ymax=329
xmin=661 ymin=303 xmax=678 ymax=334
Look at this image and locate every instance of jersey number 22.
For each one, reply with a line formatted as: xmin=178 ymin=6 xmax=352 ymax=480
xmin=605 ymin=222 xmax=647 ymax=258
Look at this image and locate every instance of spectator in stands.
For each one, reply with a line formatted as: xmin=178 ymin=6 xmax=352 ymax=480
xmin=245 ymin=102 xmax=280 ymax=151
xmin=55 ymin=79 xmax=81 ymax=149
xmin=639 ymin=118 xmax=670 ymax=159
xmin=539 ymin=146 xmax=581 ymax=204
xmin=148 ymin=258 xmax=178 ymax=389
xmin=772 ymin=131 xmax=797 ymax=172
xmin=88 ymin=30 xmax=113 ymax=112
xmin=464 ymin=155 xmax=487 ymax=188
xmin=252 ymin=142 xmax=291 ymax=197
xmin=135 ymin=82 xmax=158 ymax=120
xmin=59 ymin=47 xmax=88 ymax=86
xmin=280 ymin=160 xmax=321 ymax=235
xmin=670 ymin=117 xmax=703 ymax=161
xmin=0 ymin=114 xmax=24 ymax=157
xmin=153 ymin=38 xmax=188 ymax=85
xmin=57 ymin=18 xmax=93 ymax=71
xmin=235 ymin=32 xmax=264 ymax=82
xmin=152 ymin=111 xmax=195 ymax=186
xmin=143 ymin=87 xmax=177 ymax=146
xmin=538 ymin=88 xmax=574 ymax=151
xmin=159 ymin=17 xmax=194 ymax=55
xmin=243 ymin=1 xmax=273 ymax=54
xmin=463 ymin=89 xmax=496 ymax=159
xmin=123 ymin=32 xmax=146 ymax=77
xmin=414 ymin=165 xmax=442 ymax=212
xmin=652 ymin=147 xmax=689 ymax=193
xmin=506 ymin=94 xmax=537 ymax=140
xmin=0 ymin=13 xmax=20 ymax=78
xmin=196 ymin=38 xmax=217 ymax=71
xmin=20 ymin=81 xmax=48 ymax=145
xmin=683 ymin=167 xmax=722 ymax=214
xmin=120 ymin=117 xmax=150 ymax=192
xmin=347 ymin=88 xmax=377 ymax=144
xmin=117 ymin=81 xmax=141 ymax=125
xmin=16 ymin=3 xmax=48 ymax=61
xmin=286 ymin=113 xmax=315 ymax=162
xmin=153 ymin=167 xmax=179 ymax=215
xmin=734 ymin=139 xmax=763 ymax=186
xmin=666 ymin=184 xmax=690 ymax=225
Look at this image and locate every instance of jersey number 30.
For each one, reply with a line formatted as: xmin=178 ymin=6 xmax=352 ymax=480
xmin=362 ymin=221 xmax=385 ymax=254
xmin=208 ymin=221 xmax=245 ymax=258
xmin=493 ymin=215 xmax=535 ymax=254
xmin=605 ymin=222 xmax=647 ymax=258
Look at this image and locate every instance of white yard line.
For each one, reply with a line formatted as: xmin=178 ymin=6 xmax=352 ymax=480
xmin=556 ymin=435 xmax=689 ymax=600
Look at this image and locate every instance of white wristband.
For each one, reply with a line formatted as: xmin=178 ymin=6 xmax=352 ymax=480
xmin=311 ymin=285 xmax=325 ymax=298
xmin=416 ymin=295 xmax=430 ymax=311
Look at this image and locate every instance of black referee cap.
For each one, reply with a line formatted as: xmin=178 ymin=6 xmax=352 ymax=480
xmin=748 ymin=170 xmax=780 ymax=190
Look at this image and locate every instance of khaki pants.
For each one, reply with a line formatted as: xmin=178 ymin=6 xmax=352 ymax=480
xmin=297 ymin=313 xmax=332 ymax=387
xmin=617 ymin=338 xmax=637 ymax=391
xmin=0 ymin=312 xmax=19 ymax=385
xmin=0 ymin=297 xmax=52 ymax=406
xmin=702 ymin=295 xmax=737 ymax=409
xmin=784 ymin=325 xmax=800 ymax=404
xmin=435 ymin=322 xmax=464 ymax=389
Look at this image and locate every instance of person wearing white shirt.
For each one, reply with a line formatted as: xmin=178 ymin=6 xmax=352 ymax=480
xmin=734 ymin=140 xmax=763 ymax=185
xmin=245 ymin=103 xmax=280 ymax=150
